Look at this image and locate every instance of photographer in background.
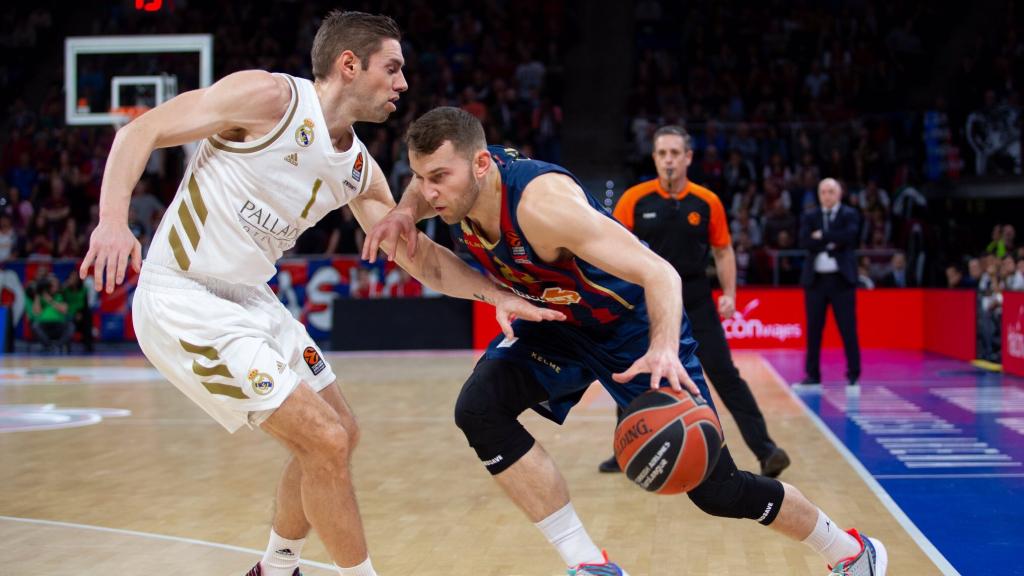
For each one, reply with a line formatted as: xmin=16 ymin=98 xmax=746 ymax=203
xmin=30 ymin=273 xmax=73 ymax=353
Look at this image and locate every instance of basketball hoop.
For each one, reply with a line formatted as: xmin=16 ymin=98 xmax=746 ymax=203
xmin=109 ymin=105 xmax=150 ymax=129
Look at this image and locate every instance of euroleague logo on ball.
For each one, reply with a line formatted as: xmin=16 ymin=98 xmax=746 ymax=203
xmin=304 ymin=346 xmax=326 ymax=376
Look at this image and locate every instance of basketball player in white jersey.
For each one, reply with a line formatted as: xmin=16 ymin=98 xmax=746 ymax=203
xmin=78 ymin=11 xmax=563 ymax=576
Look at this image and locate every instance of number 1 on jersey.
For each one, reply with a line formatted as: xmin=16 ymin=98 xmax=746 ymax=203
xmin=301 ymin=178 xmax=323 ymax=219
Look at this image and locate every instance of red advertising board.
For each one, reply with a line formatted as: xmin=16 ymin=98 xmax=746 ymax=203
xmin=715 ymin=289 xmax=923 ymax=350
xmin=924 ymin=289 xmax=977 ymax=361
xmin=1003 ymin=291 xmax=1024 ymax=376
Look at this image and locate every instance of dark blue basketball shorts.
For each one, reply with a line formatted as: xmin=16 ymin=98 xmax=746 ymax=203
xmin=481 ymin=304 xmax=717 ymax=424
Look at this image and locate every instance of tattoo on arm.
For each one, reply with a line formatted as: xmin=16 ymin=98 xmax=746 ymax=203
xmin=473 ymin=292 xmax=496 ymax=305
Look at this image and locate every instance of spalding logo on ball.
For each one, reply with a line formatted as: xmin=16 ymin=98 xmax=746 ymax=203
xmin=614 ymin=388 xmax=724 ymax=494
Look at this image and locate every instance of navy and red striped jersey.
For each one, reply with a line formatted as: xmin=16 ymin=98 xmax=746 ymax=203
xmin=451 ymin=146 xmax=643 ymax=326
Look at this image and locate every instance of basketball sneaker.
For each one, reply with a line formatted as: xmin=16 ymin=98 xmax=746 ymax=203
xmin=759 ymin=446 xmax=791 ymax=478
xmin=568 ymin=550 xmax=630 ymax=576
xmin=827 ymin=529 xmax=888 ymax=576
xmin=243 ymin=563 xmax=301 ymax=576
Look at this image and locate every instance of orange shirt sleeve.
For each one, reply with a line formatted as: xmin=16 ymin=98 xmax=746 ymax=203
xmin=613 ymin=185 xmax=645 ymax=231
xmin=706 ymin=189 xmax=732 ymax=248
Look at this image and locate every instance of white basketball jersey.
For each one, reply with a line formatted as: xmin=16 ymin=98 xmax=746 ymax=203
xmin=147 ymin=73 xmax=372 ymax=285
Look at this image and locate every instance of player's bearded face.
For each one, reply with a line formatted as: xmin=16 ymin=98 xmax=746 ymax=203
xmin=440 ymin=161 xmax=480 ymax=224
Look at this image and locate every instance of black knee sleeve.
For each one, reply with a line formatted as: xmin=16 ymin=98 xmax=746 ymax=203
xmin=454 ymin=360 xmax=547 ymax=475
xmin=687 ymin=447 xmax=785 ymax=525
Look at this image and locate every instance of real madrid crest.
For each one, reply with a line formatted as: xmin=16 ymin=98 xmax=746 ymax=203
xmin=248 ymin=368 xmax=275 ymax=395
xmin=295 ymin=118 xmax=315 ymax=147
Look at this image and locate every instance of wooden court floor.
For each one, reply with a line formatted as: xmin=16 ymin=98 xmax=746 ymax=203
xmin=1 ymin=352 xmax=942 ymax=575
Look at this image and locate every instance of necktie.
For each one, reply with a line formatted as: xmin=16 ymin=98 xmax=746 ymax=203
xmin=823 ymin=209 xmax=831 ymax=232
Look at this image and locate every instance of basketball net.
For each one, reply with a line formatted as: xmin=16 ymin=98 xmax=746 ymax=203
xmin=109 ymin=105 xmax=150 ymax=129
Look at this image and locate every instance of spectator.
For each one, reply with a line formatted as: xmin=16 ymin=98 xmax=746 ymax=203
xmin=762 ymin=199 xmax=796 ymax=249
xmin=61 ymin=272 xmax=93 ymax=353
xmin=965 ymin=257 xmax=983 ymax=288
xmin=855 ymin=179 xmax=891 ymax=214
xmin=1002 ymin=224 xmax=1016 ymax=255
xmin=30 ymin=274 xmax=73 ymax=353
xmin=728 ymin=123 xmax=759 ymax=164
xmin=724 ymin=150 xmax=755 ymax=197
xmin=5 ymin=186 xmax=34 ymax=235
xmin=699 ymin=145 xmax=725 ymax=192
xmin=986 ymin=224 xmax=1007 ymax=258
xmin=1009 ymin=259 xmax=1024 ymax=291
xmin=880 ymin=253 xmax=911 ymax=287
xmin=0 ymin=214 xmax=17 ymax=262
xmin=858 ymin=256 xmax=876 ymax=289
xmin=734 ymin=231 xmax=754 ymax=286
xmin=1001 ymin=255 xmax=1022 ymax=290
xmin=730 ymin=208 xmax=763 ymax=247
xmin=129 ymin=178 xmax=165 ymax=239
xmin=39 ymin=174 xmax=71 ymax=239
xmin=978 ymin=272 xmax=1003 ymax=362
xmin=56 ymin=218 xmax=82 ymax=258
xmin=729 ymin=181 xmax=763 ymax=223
xmin=775 ymin=229 xmax=802 ymax=284
xmin=945 ymin=264 xmax=966 ymax=288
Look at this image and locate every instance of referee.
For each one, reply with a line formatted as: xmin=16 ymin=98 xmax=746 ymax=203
xmin=601 ymin=125 xmax=790 ymax=478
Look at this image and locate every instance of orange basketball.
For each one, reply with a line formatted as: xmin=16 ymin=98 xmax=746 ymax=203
xmin=614 ymin=388 xmax=723 ymax=494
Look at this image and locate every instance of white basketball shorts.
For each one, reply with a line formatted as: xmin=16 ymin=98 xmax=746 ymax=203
xmin=132 ymin=262 xmax=336 ymax=433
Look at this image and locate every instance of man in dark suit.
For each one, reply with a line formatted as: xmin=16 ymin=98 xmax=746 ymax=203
xmin=799 ymin=178 xmax=861 ymax=389
xmin=879 ymin=252 xmax=910 ymax=288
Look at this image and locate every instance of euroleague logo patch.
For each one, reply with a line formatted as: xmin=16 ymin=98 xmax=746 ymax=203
xmin=248 ymin=369 xmax=275 ymax=395
xmin=304 ymin=346 xmax=326 ymax=376
xmin=352 ymin=152 xmax=364 ymax=182
xmin=687 ymin=211 xmax=701 ymax=226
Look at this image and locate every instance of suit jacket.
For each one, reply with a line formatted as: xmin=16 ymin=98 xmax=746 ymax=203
xmin=879 ymin=269 xmax=912 ymax=288
xmin=799 ymin=204 xmax=859 ymax=286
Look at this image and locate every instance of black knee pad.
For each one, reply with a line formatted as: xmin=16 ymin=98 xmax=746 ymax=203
xmin=687 ymin=447 xmax=785 ymax=525
xmin=454 ymin=359 xmax=547 ymax=475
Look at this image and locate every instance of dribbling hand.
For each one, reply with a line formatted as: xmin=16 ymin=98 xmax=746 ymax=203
xmin=612 ymin=347 xmax=701 ymax=396
xmin=79 ymin=221 xmax=142 ymax=294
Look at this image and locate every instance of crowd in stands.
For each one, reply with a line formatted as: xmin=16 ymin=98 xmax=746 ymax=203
xmin=627 ymin=0 xmax=1021 ymax=286
xmin=0 ymin=1 xmax=568 ymax=266
xmin=946 ymin=224 xmax=1024 ymax=362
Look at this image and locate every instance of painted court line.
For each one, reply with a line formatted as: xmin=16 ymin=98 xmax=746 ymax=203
xmin=0 ymin=516 xmax=336 ymax=571
xmin=875 ymin=473 xmax=1024 ymax=479
xmin=759 ymin=357 xmax=961 ymax=576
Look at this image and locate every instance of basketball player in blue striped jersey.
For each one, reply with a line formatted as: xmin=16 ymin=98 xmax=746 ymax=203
xmin=80 ymin=13 xmax=562 ymax=576
xmin=365 ymin=107 xmax=888 ymax=576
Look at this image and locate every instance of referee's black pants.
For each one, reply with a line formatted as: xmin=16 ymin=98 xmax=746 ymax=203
xmin=686 ymin=291 xmax=778 ymax=462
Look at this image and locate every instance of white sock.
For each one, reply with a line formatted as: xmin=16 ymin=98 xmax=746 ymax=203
xmin=802 ymin=510 xmax=862 ymax=566
xmin=337 ymin=557 xmax=377 ymax=576
xmin=535 ymin=502 xmax=605 ymax=567
xmin=261 ymin=529 xmax=305 ymax=576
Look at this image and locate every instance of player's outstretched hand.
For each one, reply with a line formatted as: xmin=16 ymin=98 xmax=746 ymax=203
xmin=79 ymin=221 xmax=142 ymax=294
xmin=363 ymin=209 xmax=417 ymax=263
xmin=493 ymin=292 xmax=567 ymax=340
xmin=612 ymin=347 xmax=701 ymax=396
